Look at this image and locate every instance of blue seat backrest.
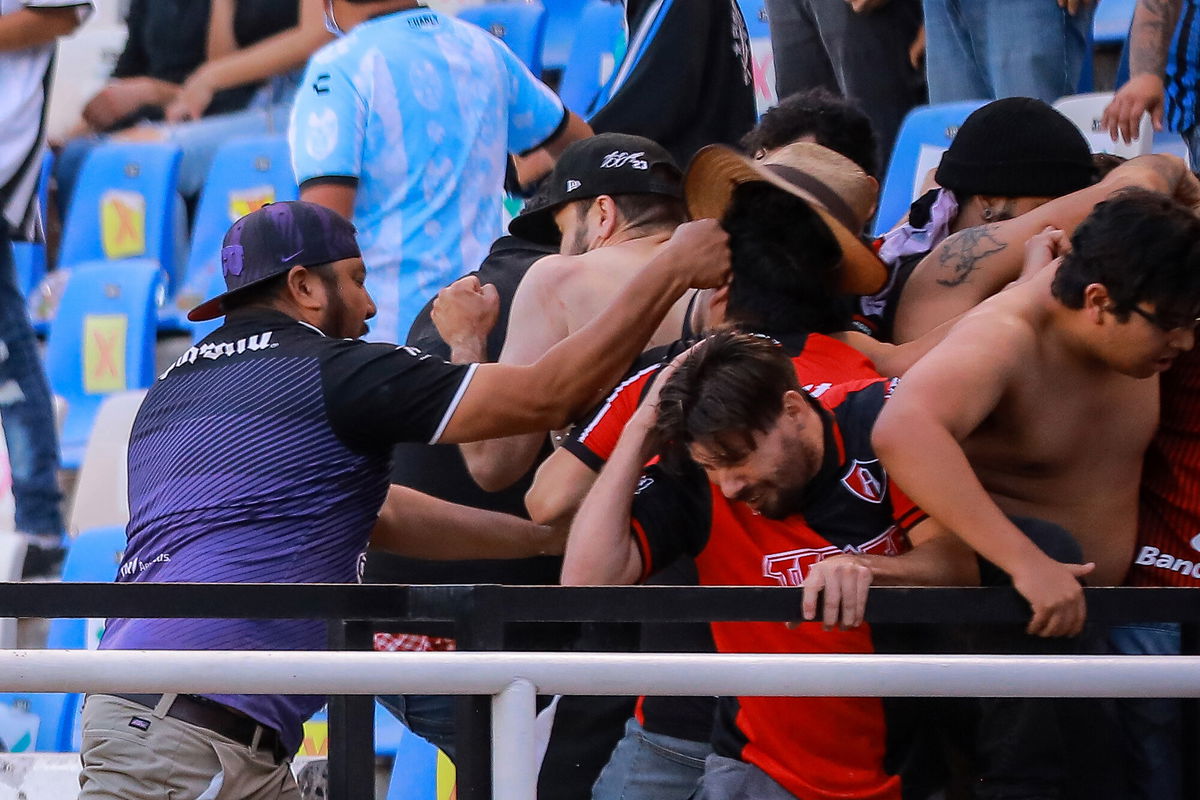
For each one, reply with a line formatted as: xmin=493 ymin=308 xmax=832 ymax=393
xmin=172 ymin=136 xmax=296 ymax=330
xmin=460 ymin=2 xmax=548 ymax=74
xmin=44 ymin=261 xmax=163 ymax=468
xmin=874 ymin=100 xmax=986 ymax=237
xmin=541 ymin=0 xmax=591 ymax=72
xmin=0 ymin=692 xmax=77 ymax=751
xmin=558 ymin=0 xmax=626 ymax=115
xmin=57 ymin=142 xmax=183 ymax=287
xmin=384 ymin=722 xmax=451 ymax=799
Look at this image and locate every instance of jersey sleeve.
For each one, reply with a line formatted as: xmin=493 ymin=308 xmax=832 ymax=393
xmin=563 ymin=366 xmax=660 ymax=471
xmin=629 ymin=459 xmax=712 ymax=581
xmin=289 ymin=50 xmax=365 ymax=185
xmin=321 ymin=341 xmax=476 ymax=450
xmin=489 ymin=37 xmax=567 ymax=155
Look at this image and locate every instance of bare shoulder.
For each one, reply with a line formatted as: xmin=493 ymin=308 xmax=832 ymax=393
xmin=940 ymin=297 xmax=1041 ymax=369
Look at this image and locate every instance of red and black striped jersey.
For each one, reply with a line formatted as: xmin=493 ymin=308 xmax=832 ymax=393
xmin=1133 ymin=348 xmax=1200 ymax=586
xmin=564 ymin=329 xmax=882 ymax=471
xmin=628 ymin=378 xmax=922 ymax=800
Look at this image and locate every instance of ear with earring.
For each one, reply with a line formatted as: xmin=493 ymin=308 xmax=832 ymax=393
xmin=981 ymin=206 xmax=995 ymax=222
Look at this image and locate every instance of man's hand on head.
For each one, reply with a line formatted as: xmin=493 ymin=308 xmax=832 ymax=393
xmin=656 ymin=219 xmax=732 ymax=290
xmin=794 ymin=554 xmax=874 ymax=630
xmin=432 ymin=276 xmax=499 ymax=363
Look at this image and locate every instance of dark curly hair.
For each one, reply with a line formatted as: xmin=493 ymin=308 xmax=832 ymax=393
xmin=739 ymin=88 xmax=879 ymax=178
xmin=1051 ymin=188 xmax=1200 ymax=325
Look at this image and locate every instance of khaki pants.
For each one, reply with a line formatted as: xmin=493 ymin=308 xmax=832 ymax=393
xmin=77 ymin=694 xmax=300 ymax=800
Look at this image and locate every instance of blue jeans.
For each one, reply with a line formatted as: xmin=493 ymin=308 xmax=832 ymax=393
xmin=376 ymin=693 xmax=457 ymax=761
xmin=923 ymin=0 xmax=1094 ymax=103
xmin=592 ymin=717 xmax=711 ymax=800
xmin=1109 ymin=622 xmax=1182 ymax=800
xmin=0 ymin=221 xmax=62 ymax=537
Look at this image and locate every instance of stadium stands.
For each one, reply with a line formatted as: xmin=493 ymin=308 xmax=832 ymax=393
xmin=44 ymin=261 xmax=162 ymax=469
xmin=459 ymin=1 xmax=549 ymax=75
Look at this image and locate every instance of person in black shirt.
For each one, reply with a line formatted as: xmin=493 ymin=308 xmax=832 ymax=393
xmin=587 ymin=0 xmax=758 ymax=167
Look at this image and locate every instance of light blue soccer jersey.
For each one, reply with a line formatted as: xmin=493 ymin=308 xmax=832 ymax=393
xmin=290 ymin=7 xmax=566 ymax=342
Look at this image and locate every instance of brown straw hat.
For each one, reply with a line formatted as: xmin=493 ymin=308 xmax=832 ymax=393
xmin=684 ymin=142 xmax=887 ymax=295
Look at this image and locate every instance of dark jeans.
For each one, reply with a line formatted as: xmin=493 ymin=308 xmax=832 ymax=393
xmin=0 ymin=221 xmax=62 ymax=537
xmin=764 ymin=0 xmax=925 ymax=169
xmin=958 ymin=517 xmax=1124 ymax=800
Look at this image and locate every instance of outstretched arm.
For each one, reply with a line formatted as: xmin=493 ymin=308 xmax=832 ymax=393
xmin=1101 ymin=0 xmax=1182 ymax=144
xmin=799 ymin=518 xmax=980 ymax=629
xmin=892 ymin=154 xmax=1196 ymax=343
xmin=872 ymin=316 xmax=1094 ymax=636
xmin=456 ymin=257 xmax=572 ymax=492
xmin=370 ymin=485 xmax=561 ymax=559
xmin=436 ymin=220 xmax=730 ymax=444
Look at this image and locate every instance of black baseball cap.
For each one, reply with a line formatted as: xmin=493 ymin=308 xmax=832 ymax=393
xmin=508 ymin=133 xmax=683 ymax=245
xmin=188 ymin=201 xmax=361 ymax=322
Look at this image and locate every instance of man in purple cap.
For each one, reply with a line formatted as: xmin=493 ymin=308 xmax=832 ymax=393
xmin=76 ymin=201 xmax=729 ymax=800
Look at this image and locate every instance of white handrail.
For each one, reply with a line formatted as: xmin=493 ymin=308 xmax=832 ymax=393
xmin=13 ymin=650 xmax=1200 ymax=799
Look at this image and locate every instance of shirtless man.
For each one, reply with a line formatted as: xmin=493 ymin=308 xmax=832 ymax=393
xmin=873 ymin=188 xmax=1200 ymax=638
xmin=527 ymin=142 xmax=952 ymax=533
xmin=891 ymin=153 xmax=1199 ymax=343
xmin=456 ymin=132 xmax=693 ymax=491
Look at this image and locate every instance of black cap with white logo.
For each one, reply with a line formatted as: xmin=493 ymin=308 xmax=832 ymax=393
xmin=508 ymin=133 xmax=683 ymax=245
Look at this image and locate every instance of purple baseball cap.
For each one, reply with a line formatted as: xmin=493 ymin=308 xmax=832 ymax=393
xmin=187 ymin=201 xmax=361 ymax=322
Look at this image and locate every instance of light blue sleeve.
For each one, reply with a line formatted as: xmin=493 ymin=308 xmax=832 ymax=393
xmin=490 ymin=38 xmax=567 ymax=155
xmin=289 ymin=52 xmax=366 ymax=185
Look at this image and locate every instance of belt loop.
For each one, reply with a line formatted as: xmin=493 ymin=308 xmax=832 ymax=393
xmin=152 ymin=694 xmax=177 ymax=719
xmin=250 ymin=724 xmax=263 ymax=755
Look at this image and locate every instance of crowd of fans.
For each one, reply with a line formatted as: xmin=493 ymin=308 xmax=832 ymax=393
xmin=3 ymin=0 xmax=1200 ymax=798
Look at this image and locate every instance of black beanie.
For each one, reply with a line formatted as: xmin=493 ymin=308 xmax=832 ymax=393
xmin=935 ymin=97 xmax=1094 ymax=198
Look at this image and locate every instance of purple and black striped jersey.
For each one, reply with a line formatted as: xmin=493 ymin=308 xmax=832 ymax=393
xmin=101 ymin=309 xmax=475 ymax=752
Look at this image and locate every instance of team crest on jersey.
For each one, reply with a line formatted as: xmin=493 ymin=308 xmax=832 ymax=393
xmin=841 ymin=459 xmax=887 ymax=504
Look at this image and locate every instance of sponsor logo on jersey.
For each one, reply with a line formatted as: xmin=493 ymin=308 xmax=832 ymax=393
xmin=840 ymin=459 xmax=887 ymax=504
xmin=1190 ymin=532 xmax=1200 ymax=553
xmin=159 ymin=332 xmax=278 ymax=380
xmin=599 ymin=150 xmax=649 ymax=170
xmin=762 ymin=526 xmax=904 ymax=586
xmin=119 ymin=551 xmax=171 ymax=578
xmin=1134 ymin=545 xmax=1200 ymax=579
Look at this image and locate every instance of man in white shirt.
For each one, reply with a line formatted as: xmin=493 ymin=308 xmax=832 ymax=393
xmin=0 ymin=0 xmax=92 ymax=575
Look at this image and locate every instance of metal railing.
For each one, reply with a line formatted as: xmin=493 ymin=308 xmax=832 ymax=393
xmin=0 ymin=583 xmax=1196 ymax=798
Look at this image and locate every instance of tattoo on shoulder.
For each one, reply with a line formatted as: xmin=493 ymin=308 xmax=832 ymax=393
xmin=935 ymin=225 xmax=1008 ymax=288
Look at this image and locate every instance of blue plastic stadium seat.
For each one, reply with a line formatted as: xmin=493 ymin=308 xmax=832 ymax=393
xmin=57 ymin=142 xmax=184 ymax=290
xmin=558 ymin=0 xmax=626 ymax=115
xmin=166 ymin=135 xmax=296 ymax=334
xmin=51 ymin=524 xmax=128 ymax=750
xmin=874 ymin=101 xmax=986 ymax=237
xmin=739 ymin=0 xmax=769 ymax=38
xmin=44 ymin=261 xmax=162 ymax=469
xmin=541 ymin=0 xmax=591 ymax=73
xmin=460 ymin=2 xmax=548 ymax=75
xmin=384 ymin=720 xmax=453 ymax=799
xmin=0 ymin=692 xmax=77 ymax=752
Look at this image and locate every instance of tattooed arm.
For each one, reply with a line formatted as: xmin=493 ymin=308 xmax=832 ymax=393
xmin=1101 ymin=0 xmax=1182 ymax=144
xmin=891 ymin=153 xmax=1194 ymax=343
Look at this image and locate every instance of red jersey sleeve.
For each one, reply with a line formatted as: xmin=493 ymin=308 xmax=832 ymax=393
xmin=562 ymin=365 xmax=662 ymax=471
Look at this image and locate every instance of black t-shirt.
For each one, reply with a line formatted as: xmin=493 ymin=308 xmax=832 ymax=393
xmin=364 ymin=236 xmax=566 ymax=598
xmin=111 ymin=0 xmax=298 ymax=127
xmin=587 ymin=0 xmax=758 ymax=167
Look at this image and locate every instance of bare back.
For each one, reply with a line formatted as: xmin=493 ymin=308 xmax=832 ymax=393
xmin=552 ymin=238 xmax=693 ymax=345
xmin=956 ymin=275 xmax=1157 ymax=583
